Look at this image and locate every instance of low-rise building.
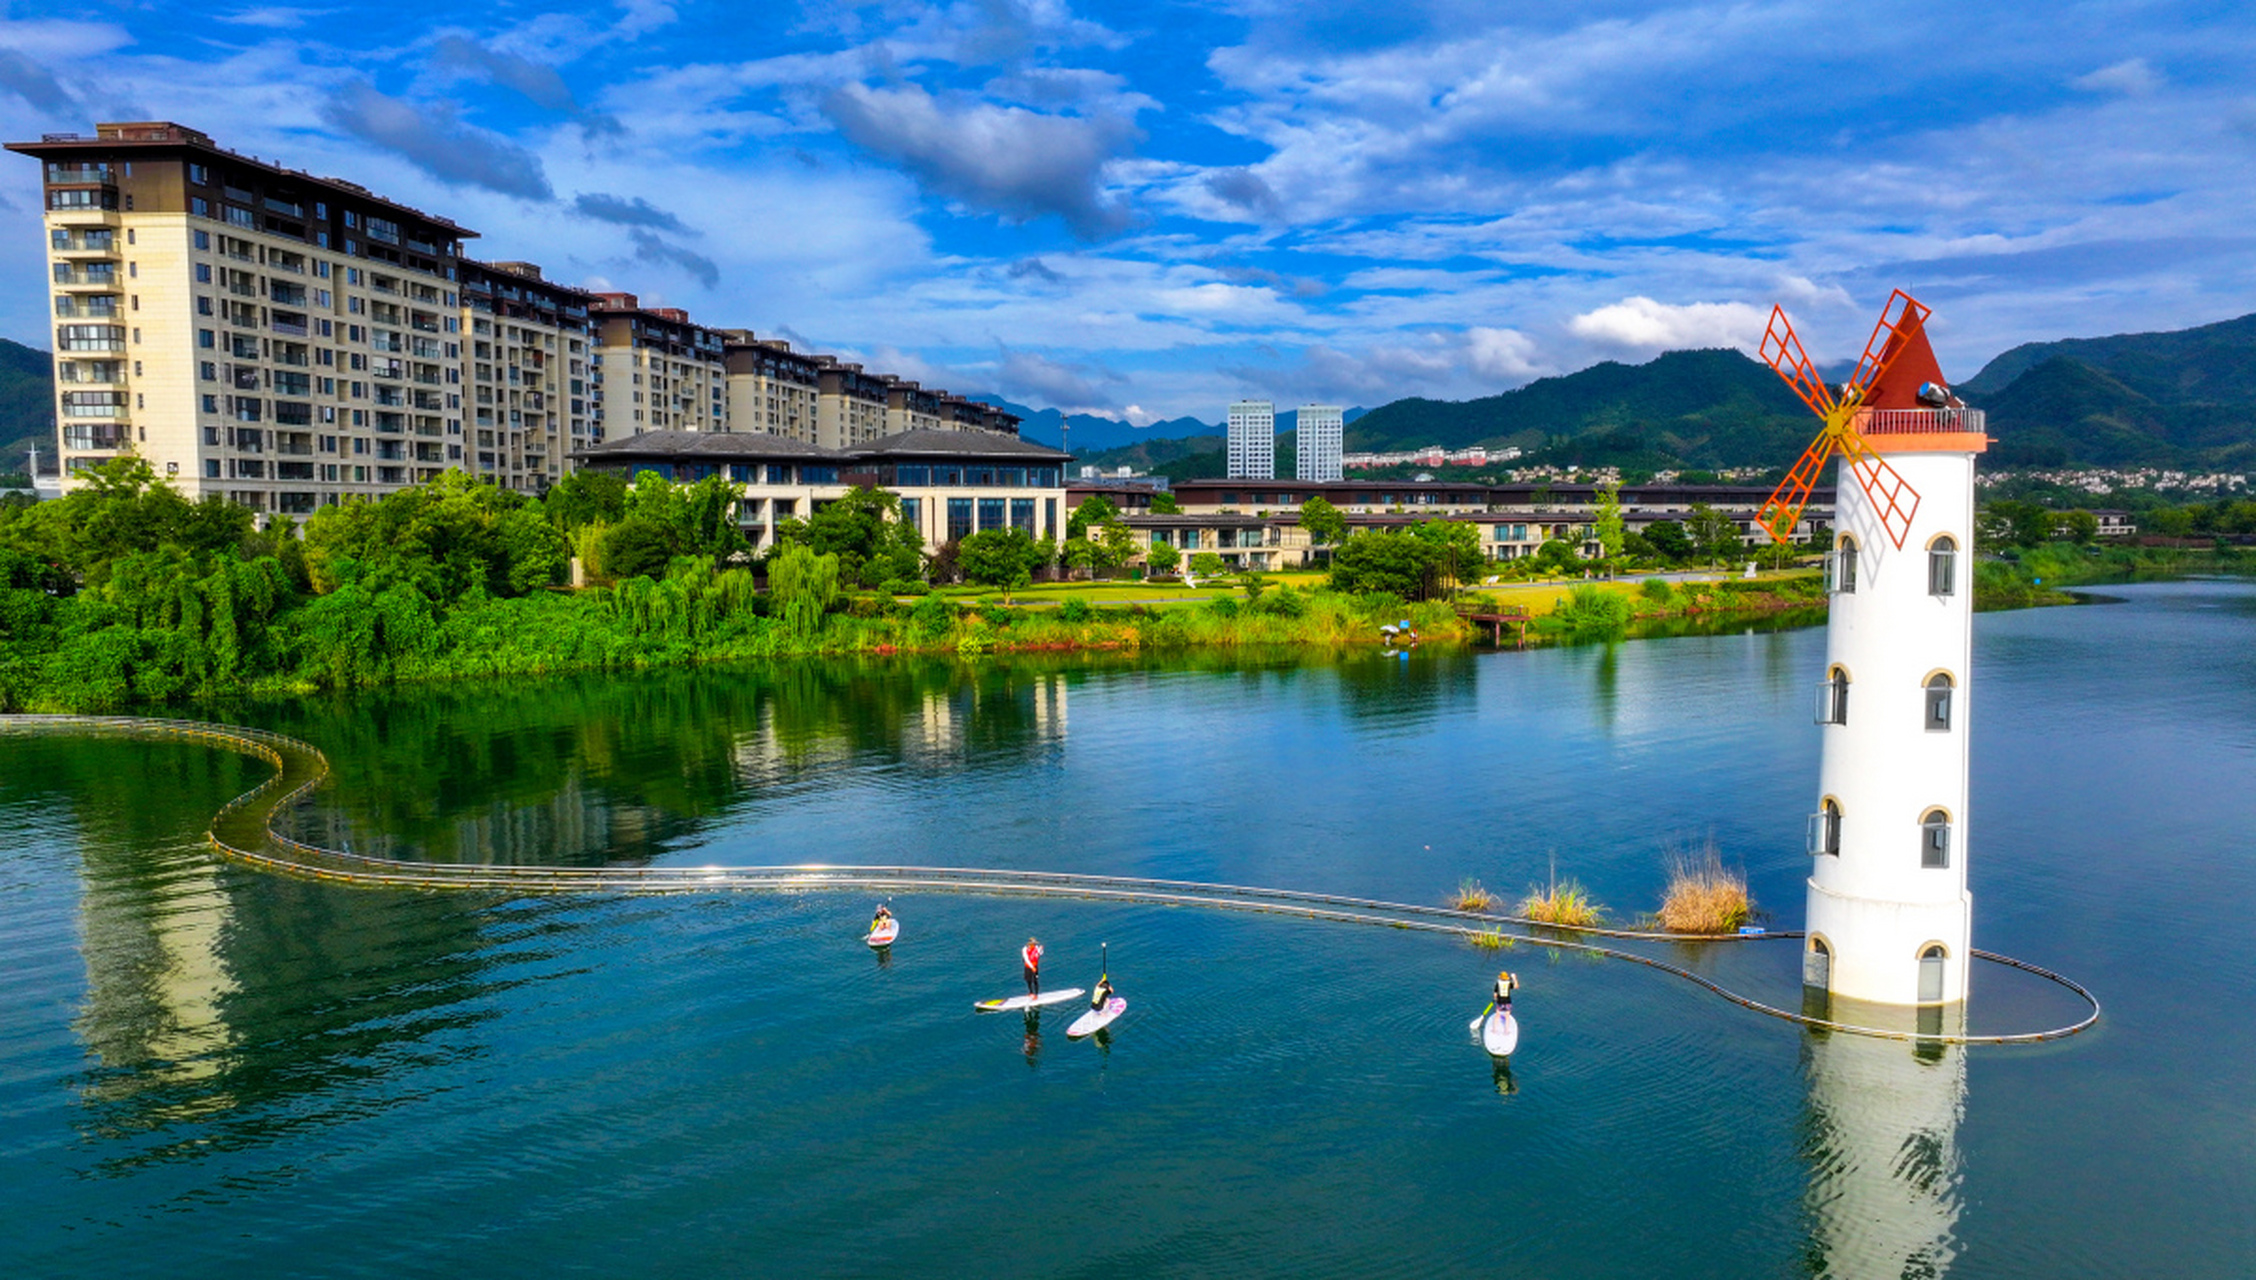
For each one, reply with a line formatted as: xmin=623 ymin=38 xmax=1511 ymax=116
xmin=572 ymin=427 xmax=1069 ymax=553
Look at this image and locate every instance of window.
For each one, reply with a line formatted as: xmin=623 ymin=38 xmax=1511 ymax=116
xmin=1920 ymin=809 xmax=1951 ymax=869
xmin=1928 ymin=535 xmax=1958 ymax=597
xmin=1815 ymin=667 xmax=1849 ymax=725
xmin=1011 ymin=498 xmax=1035 ymax=533
xmin=194 ymin=229 xmax=210 ymax=251
xmin=900 ymin=497 xmax=921 ymax=531
xmin=978 ymin=497 xmax=1006 ymax=532
xmin=1827 ymin=535 xmax=1859 ymax=593
xmin=1808 ymin=799 xmax=1842 ymax=856
xmin=946 ymin=497 xmax=974 ymax=542
xmin=188 ymin=163 xmax=209 ymax=185
xmin=1925 ymin=673 xmax=1954 ymax=731
xmin=1918 ymin=945 xmax=1947 ymax=1004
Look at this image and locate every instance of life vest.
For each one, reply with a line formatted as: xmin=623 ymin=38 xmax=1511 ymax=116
xmin=1023 ymin=943 xmax=1041 ymax=971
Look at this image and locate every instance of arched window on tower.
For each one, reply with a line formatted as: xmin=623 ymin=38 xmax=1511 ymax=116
xmin=1918 ymin=944 xmax=1947 ymax=1003
xmin=1808 ymin=798 xmax=1843 ymax=856
xmin=1828 ymin=534 xmax=1860 ymax=594
xmin=1925 ymin=673 xmax=1955 ymax=731
xmin=1928 ymin=535 xmax=1958 ymax=597
xmin=1920 ymin=808 xmax=1952 ymax=868
xmin=1815 ymin=666 xmax=1850 ymax=725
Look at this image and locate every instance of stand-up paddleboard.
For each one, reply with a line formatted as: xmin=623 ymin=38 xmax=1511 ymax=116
xmin=975 ymin=988 xmax=1085 ymax=1013
xmin=1468 ymin=1008 xmax=1519 ymax=1057
xmin=1068 ymin=997 xmax=1126 ymax=1038
xmin=865 ymin=919 xmax=899 ymax=948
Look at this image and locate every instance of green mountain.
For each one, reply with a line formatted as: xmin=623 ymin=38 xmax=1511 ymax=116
xmin=0 ymin=338 xmax=53 ymax=478
xmin=1964 ymin=313 xmax=2256 ymax=468
xmin=1347 ymin=348 xmax=1812 ymax=470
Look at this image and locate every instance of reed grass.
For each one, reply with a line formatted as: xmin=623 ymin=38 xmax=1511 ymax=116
xmin=1519 ymin=879 xmax=1605 ymax=927
xmin=1467 ymin=929 xmax=1513 ymax=950
xmin=1454 ymin=877 xmax=1498 ymax=912
xmin=1655 ymin=841 xmax=1751 ymax=933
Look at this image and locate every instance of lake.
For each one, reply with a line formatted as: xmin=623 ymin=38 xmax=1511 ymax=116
xmin=2 ymin=580 xmax=2250 ymax=1277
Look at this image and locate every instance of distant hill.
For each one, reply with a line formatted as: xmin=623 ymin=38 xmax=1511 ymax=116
xmin=0 ymin=338 xmax=53 ymax=477
xmin=971 ymin=396 xmax=1218 ymax=453
xmin=1963 ymin=313 xmax=2256 ymax=467
xmin=1347 ymin=348 xmax=1812 ymax=470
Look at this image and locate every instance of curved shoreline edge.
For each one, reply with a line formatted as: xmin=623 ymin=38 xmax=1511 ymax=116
xmin=1 ymin=713 xmax=2099 ymax=1048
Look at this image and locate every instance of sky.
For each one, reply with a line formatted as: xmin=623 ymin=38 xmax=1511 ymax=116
xmin=3 ymin=0 xmax=2254 ymax=424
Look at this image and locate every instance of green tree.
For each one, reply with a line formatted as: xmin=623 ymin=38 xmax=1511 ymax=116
xmin=959 ymin=527 xmax=1042 ymax=599
xmin=1594 ymin=483 xmax=1625 ymax=563
xmin=1189 ymin=551 xmax=1226 ymax=577
xmin=623 ymin=471 xmax=747 ymax=559
xmin=1298 ymin=494 xmax=1346 ymax=547
xmin=1067 ymin=494 xmax=1118 ymax=540
xmin=768 ymin=543 xmax=840 ymax=638
xmin=1410 ymin=519 xmax=1483 ymax=591
xmin=1148 ymin=492 xmax=1181 ymax=515
xmin=1329 ymin=529 xmax=1444 ymax=599
xmin=2058 ymin=509 xmax=2100 ymax=545
xmin=303 ymin=470 xmax=567 ymax=601
xmin=543 ymin=470 xmax=629 ymax=530
xmin=1686 ymin=502 xmax=1740 ymax=568
xmin=781 ymin=485 xmax=920 ymax=586
xmin=1644 ymin=519 xmax=1692 ymax=562
xmin=1093 ymin=519 xmax=1135 ymax=571
xmin=1145 ymin=540 xmax=1181 ymax=574
xmin=599 ymin=517 xmax=674 ymax=581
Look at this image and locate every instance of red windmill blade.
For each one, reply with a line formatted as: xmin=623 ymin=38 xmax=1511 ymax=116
xmin=1754 ymin=294 xmax=1928 ymax=549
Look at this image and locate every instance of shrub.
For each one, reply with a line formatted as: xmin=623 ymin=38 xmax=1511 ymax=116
xmin=1556 ymin=584 xmax=1632 ymax=634
xmin=1252 ymin=584 xmax=1307 ymax=617
xmin=1058 ymin=597 xmax=1094 ymax=623
xmin=1454 ymin=878 xmax=1497 ymax=911
xmin=1656 ymin=842 xmax=1751 ymax=933
xmin=1520 ymin=872 xmax=1605 ymax=927
xmin=1206 ymin=595 xmax=1240 ymax=618
xmin=909 ymin=593 xmax=955 ymax=636
xmin=1640 ymin=578 xmax=1674 ymax=603
xmin=881 ymin=578 xmax=931 ymax=596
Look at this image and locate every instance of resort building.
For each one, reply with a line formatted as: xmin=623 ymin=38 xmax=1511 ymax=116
xmin=9 ymin=120 xmax=474 ymax=513
xmin=460 ymin=260 xmax=595 ymax=492
xmin=812 ymin=357 xmax=889 ymax=449
xmin=572 ymin=428 xmax=1069 ymax=553
xmin=1227 ymin=399 xmax=1274 ymax=480
xmin=1295 ymin=404 xmax=1345 ymax=482
xmin=589 ymin=292 xmax=727 ymax=436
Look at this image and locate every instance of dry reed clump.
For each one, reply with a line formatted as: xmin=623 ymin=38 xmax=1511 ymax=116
xmin=1656 ymin=843 xmax=1751 ymax=933
xmin=1454 ymin=878 xmax=1498 ymax=912
xmin=1519 ymin=879 xmax=1605 ymax=927
xmin=1467 ymin=929 xmax=1514 ymax=951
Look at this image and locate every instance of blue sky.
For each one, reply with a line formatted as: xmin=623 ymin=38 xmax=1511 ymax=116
xmin=3 ymin=0 xmax=2254 ymax=421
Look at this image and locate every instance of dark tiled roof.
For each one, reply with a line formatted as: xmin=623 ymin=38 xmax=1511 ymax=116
xmin=573 ymin=430 xmax=850 ymax=462
xmin=859 ymin=429 xmax=1069 ymax=460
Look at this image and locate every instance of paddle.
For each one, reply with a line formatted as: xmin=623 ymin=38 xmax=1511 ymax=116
xmin=1469 ymin=999 xmax=1494 ymax=1035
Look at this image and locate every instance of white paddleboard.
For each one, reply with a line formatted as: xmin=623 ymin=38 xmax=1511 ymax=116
xmin=866 ymin=920 xmax=899 ymax=947
xmin=1473 ymin=1009 xmax=1519 ymax=1057
xmin=975 ymin=988 xmax=1085 ymax=1013
xmin=1067 ymin=996 xmax=1126 ymax=1038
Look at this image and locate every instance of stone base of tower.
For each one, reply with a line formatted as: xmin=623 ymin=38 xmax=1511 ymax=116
xmin=1804 ymin=880 xmax=1973 ymax=1006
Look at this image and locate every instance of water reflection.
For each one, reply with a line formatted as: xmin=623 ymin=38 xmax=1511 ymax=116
xmin=1798 ymin=998 xmax=1968 ymax=1279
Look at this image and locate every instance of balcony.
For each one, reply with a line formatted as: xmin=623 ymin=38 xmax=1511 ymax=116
xmin=62 ymin=423 xmax=128 ymax=450
xmin=1855 ymin=407 xmax=1988 ymax=437
xmin=50 ymin=230 xmax=118 ymax=255
xmin=52 ymin=264 xmax=118 ymax=288
xmin=53 ymin=297 xmax=121 ymax=319
xmin=45 ymin=164 xmax=114 ymax=185
xmin=271 ymin=312 xmax=310 ymax=336
xmin=56 ymin=325 xmax=126 ymax=352
xmin=276 ymin=461 xmax=316 ymax=480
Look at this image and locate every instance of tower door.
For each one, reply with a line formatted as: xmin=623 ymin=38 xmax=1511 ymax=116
xmin=1918 ymin=946 xmax=1946 ymax=1003
xmin=1804 ymin=937 xmax=1832 ymax=991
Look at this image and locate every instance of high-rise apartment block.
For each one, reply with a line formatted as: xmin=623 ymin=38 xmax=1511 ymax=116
xmin=461 ymin=260 xmax=594 ymax=491
xmin=10 ymin=120 xmax=1021 ymax=509
xmin=1227 ymin=399 xmax=1274 ymax=480
xmin=1295 ymin=404 xmax=1344 ymax=482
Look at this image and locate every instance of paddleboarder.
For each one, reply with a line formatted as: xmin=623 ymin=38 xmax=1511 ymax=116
xmin=869 ymin=903 xmax=893 ymax=935
xmin=1089 ymin=971 xmax=1115 ymax=1012
xmin=1022 ymin=937 xmax=1044 ymax=998
xmin=1493 ymin=969 xmax=1518 ymax=1014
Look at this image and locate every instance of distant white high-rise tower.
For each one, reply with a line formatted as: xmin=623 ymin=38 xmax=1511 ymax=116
xmin=1295 ymin=404 xmax=1344 ymax=482
xmin=1227 ymin=400 xmax=1274 ymax=480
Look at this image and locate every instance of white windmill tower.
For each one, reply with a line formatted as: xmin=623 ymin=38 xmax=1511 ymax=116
xmin=1755 ymin=292 xmax=1989 ymax=1008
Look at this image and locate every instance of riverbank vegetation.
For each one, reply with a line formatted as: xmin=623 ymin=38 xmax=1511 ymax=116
xmin=1654 ymin=843 xmax=1753 ymax=933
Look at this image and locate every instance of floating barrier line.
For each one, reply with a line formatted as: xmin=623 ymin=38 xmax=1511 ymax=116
xmin=1 ymin=714 xmax=2099 ymax=1047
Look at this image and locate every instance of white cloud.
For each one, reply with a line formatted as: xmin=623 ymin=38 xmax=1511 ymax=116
xmin=2072 ymin=58 xmax=2163 ymax=96
xmin=1466 ymin=327 xmax=1544 ymax=381
xmin=1568 ymin=297 xmax=1768 ymax=352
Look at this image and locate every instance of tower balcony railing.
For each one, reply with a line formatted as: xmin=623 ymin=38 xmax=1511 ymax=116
xmin=1852 ymin=407 xmax=1987 ymax=436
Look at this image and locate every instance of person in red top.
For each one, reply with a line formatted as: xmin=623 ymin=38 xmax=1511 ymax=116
xmin=1022 ymin=937 xmax=1044 ymax=998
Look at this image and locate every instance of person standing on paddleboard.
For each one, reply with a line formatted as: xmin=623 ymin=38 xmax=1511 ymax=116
xmin=1023 ymin=937 xmax=1044 ymax=998
xmin=1090 ymin=972 xmax=1115 ymax=1011
xmin=1493 ymin=970 xmax=1517 ymax=1014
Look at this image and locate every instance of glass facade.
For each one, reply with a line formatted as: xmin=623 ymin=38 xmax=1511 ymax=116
xmin=978 ymin=498 xmax=1005 ymax=532
xmin=947 ymin=498 xmax=974 ymax=542
xmin=1011 ymin=498 xmax=1035 ymax=533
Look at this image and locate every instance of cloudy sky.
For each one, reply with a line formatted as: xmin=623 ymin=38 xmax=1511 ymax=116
xmin=4 ymin=0 xmax=2254 ymax=422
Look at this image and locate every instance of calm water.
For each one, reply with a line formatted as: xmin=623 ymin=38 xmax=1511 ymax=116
xmin=2 ymin=582 xmax=2251 ymax=1277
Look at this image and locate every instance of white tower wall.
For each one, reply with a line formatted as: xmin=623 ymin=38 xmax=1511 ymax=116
xmin=1805 ymin=443 xmax=1978 ymax=1006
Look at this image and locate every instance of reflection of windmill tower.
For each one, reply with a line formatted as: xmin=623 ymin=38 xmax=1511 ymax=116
xmin=1800 ymin=1007 xmax=1969 ymax=1279
xmin=1757 ymin=292 xmax=1987 ymax=1007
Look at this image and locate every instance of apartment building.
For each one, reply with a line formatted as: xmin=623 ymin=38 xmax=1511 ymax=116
xmin=461 ymin=260 xmax=594 ymax=492
xmin=1227 ymin=399 xmax=1274 ymax=480
xmin=590 ymin=292 xmax=726 ymax=436
xmin=812 ymin=357 xmax=889 ymax=449
xmin=720 ymin=331 xmax=820 ymax=443
xmin=883 ymin=376 xmax=945 ymax=434
xmin=1295 ymin=404 xmax=1345 ymax=483
xmin=10 ymin=121 xmax=473 ymax=512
